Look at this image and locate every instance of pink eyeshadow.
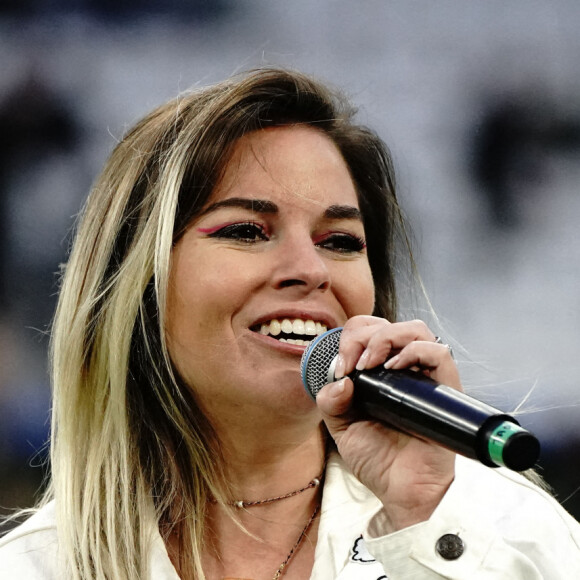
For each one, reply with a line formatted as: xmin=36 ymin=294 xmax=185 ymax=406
xmin=196 ymin=222 xmax=236 ymax=234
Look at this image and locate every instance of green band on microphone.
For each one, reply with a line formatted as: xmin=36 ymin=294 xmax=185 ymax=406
xmin=488 ymin=420 xmax=527 ymax=467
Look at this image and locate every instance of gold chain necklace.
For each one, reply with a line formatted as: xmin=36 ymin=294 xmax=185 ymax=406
xmin=227 ymin=474 xmax=322 ymax=509
xmin=272 ymin=502 xmax=320 ymax=579
xmin=222 ymin=503 xmax=320 ymax=580
xmin=221 ymin=471 xmax=324 ymax=580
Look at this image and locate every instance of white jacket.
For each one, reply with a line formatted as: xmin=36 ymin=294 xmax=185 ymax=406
xmin=1 ymin=453 xmax=579 ymax=579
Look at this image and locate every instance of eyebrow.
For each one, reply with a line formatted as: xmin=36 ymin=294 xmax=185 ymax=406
xmin=200 ymin=198 xmax=278 ymax=216
xmin=200 ymin=197 xmax=362 ymax=221
xmin=324 ymin=204 xmax=363 ymax=220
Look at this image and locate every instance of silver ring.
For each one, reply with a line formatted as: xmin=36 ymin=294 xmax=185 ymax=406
xmin=434 ymin=336 xmax=454 ymax=359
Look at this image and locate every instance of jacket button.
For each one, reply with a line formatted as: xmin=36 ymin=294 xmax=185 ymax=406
xmin=435 ymin=534 xmax=465 ymax=560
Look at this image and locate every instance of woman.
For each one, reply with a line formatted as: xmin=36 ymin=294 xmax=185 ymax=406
xmin=1 ymin=67 xmax=579 ymax=579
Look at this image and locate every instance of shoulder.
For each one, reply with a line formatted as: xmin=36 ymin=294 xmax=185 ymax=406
xmin=453 ymin=455 xmax=580 ymax=535
xmin=405 ymin=457 xmax=580 ymax=577
xmin=358 ymin=456 xmax=580 ymax=579
xmin=0 ymin=502 xmax=59 ymax=580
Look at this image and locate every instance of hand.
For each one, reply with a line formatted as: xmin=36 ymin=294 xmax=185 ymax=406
xmin=316 ymin=315 xmax=459 ymax=532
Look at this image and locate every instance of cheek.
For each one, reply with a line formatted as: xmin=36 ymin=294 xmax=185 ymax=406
xmin=167 ymin=265 xmax=227 ymax=344
xmin=165 ymin=250 xmax=213 ymax=364
xmin=359 ymin=271 xmax=377 ymax=315
xmin=165 ymin=273 xmax=230 ymax=390
xmin=166 ymin=249 xmax=260 ymax=352
xmin=338 ymin=262 xmax=376 ymax=318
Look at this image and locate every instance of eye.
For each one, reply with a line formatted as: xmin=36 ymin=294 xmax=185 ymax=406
xmin=315 ymin=232 xmax=366 ymax=254
xmin=206 ymin=221 xmax=269 ymax=243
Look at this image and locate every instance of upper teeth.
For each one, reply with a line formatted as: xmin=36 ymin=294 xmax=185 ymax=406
xmin=259 ymin=318 xmax=327 ymax=345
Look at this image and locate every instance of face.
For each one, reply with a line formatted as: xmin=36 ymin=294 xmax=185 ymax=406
xmin=166 ymin=126 xmax=375 ymax=421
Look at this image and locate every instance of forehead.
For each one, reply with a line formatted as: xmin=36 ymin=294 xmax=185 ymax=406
xmin=210 ymin=125 xmax=360 ymax=211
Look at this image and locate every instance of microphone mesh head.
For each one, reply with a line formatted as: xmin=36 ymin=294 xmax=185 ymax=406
xmin=300 ymin=327 xmax=343 ymax=399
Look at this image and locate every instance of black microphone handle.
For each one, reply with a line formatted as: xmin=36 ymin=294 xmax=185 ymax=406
xmin=347 ymin=365 xmax=540 ymax=472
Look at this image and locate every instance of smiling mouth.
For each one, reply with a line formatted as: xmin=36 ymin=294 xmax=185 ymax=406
xmin=251 ymin=318 xmax=328 ymax=346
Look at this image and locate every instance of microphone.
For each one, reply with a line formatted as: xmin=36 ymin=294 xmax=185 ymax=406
xmin=301 ymin=328 xmax=540 ymax=472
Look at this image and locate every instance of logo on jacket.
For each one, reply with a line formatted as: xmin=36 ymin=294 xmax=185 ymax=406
xmin=350 ymin=535 xmax=376 ymax=564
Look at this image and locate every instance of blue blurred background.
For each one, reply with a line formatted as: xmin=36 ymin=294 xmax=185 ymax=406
xmin=1 ymin=0 xmax=579 ymax=523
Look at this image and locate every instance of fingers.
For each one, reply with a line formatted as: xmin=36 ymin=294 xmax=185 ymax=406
xmin=385 ymin=340 xmax=461 ymax=390
xmin=334 ymin=316 xmax=460 ymax=391
xmin=335 ymin=318 xmax=436 ymax=379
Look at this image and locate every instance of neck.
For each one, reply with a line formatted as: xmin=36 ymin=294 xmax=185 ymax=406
xmin=207 ymin=401 xmax=326 ymax=500
xmin=203 ymin=456 xmax=324 ymax=580
xmin=224 ymin=424 xmax=326 ymax=502
xmin=172 ymin=400 xmax=326 ymax=579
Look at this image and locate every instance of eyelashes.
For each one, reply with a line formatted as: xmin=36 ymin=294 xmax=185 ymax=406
xmin=202 ymin=221 xmax=269 ymax=243
xmin=314 ymin=232 xmax=366 ymax=254
xmin=200 ymin=221 xmax=366 ymax=254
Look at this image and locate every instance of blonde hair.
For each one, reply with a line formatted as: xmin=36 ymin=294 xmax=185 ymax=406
xmin=45 ymin=67 xmax=406 ymax=578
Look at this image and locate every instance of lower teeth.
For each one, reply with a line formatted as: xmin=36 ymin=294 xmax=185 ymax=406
xmin=279 ymin=338 xmax=311 ymax=345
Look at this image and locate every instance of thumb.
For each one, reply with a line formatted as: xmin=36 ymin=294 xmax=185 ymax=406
xmin=315 ymin=377 xmax=358 ymax=437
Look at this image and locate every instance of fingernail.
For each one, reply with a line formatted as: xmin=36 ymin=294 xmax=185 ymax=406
xmin=334 ymin=354 xmax=346 ymax=379
xmin=355 ymin=348 xmax=370 ymax=371
xmin=384 ymin=354 xmax=400 ymax=369
xmin=330 ymin=378 xmax=346 ymax=397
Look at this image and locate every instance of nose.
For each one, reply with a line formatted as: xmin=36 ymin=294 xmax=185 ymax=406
xmin=272 ymin=234 xmax=330 ymax=293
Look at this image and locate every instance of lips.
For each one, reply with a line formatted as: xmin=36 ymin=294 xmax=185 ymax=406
xmin=251 ymin=318 xmax=328 ymax=346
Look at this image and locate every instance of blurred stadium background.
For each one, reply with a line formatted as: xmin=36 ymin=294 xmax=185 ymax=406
xmin=1 ymin=0 xmax=579 ymax=526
